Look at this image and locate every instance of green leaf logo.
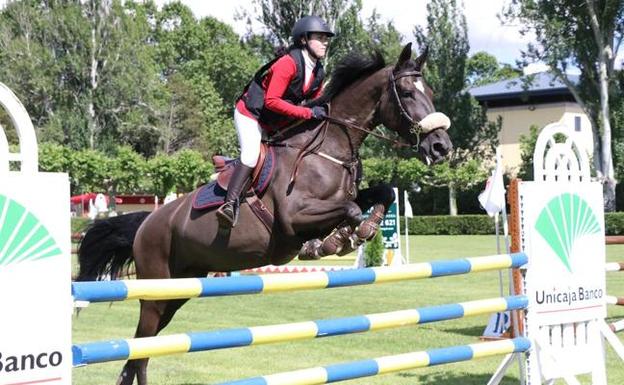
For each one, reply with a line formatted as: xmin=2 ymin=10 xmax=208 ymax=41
xmin=535 ymin=193 xmax=601 ymax=272
xmin=0 ymin=194 xmax=62 ymax=266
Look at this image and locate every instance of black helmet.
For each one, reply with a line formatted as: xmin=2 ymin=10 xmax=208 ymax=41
xmin=291 ymin=16 xmax=334 ymax=46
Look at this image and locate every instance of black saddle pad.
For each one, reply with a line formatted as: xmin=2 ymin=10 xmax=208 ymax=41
xmin=192 ymin=147 xmax=275 ymax=210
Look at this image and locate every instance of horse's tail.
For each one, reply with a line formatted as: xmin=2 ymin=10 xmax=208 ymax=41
xmin=76 ymin=211 xmax=150 ymax=281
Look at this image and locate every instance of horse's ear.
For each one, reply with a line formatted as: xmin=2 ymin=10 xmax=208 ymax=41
xmin=394 ymin=43 xmax=413 ymax=71
xmin=414 ymin=45 xmax=429 ymax=71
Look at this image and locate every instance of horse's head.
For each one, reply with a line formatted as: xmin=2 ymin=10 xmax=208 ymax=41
xmin=378 ymin=43 xmax=453 ymax=165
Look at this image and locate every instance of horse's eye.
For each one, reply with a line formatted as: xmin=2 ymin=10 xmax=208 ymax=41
xmin=401 ymin=91 xmax=413 ymax=98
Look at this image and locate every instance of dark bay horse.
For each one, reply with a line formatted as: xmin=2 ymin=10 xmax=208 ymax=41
xmin=77 ymin=43 xmax=453 ymax=385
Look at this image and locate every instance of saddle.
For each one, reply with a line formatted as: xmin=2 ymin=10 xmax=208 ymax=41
xmin=192 ymin=144 xmax=275 ymax=232
xmin=214 ymin=143 xmax=270 ymax=191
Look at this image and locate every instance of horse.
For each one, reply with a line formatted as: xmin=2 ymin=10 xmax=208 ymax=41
xmin=77 ymin=43 xmax=453 ymax=385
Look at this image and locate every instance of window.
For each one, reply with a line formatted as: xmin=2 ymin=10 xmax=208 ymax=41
xmin=575 ymin=116 xmax=581 ymax=132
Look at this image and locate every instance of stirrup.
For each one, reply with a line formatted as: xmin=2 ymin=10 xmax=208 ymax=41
xmin=217 ymin=200 xmax=239 ymax=228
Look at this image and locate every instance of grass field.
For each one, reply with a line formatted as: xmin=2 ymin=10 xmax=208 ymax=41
xmin=72 ymin=235 xmax=624 ymax=385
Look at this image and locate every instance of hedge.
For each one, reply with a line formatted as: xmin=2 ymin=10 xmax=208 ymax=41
xmin=605 ymin=212 xmax=624 ymax=235
xmin=405 ymin=214 xmax=496 ymax=235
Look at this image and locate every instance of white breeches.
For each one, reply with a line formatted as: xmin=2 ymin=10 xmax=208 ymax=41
xmin=234 ymin=109 xmax=262 ymax=167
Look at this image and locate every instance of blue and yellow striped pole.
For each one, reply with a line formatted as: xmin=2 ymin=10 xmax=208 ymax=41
xmin=216 ymin=338 xmax=531 ymax=385
xmin=72 ymin=252 xmax=527 ymax=303
xmin=72 ymin=295 xmax=527 ymax=366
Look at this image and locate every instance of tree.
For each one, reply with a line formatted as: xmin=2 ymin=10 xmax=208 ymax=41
xmin=38 ymin=143 xmax=72 ymax=173
xmin=241 ymin=0 xmax=359 ymax=47
xmin=608 ymin=69 xmax=624 ymax=209
xmin=0 ymin=0 xmax=164 ymax=154
xmin=502 ymin=0 xmax=624 ymax=211
xmin=516 ymin=124 xmax=540 ymax=181
xmin=147 ymin=154 xmax=177 ymax=197
xmin=326 ymin=8 xmax=404 ymax=72
xmin=414 ymin=0 xmax=501 ymax=215
xmin=467 ymin=51 xmax=521 ymax=87
xmin=160 ymin=73 xmax=206 ymax=154
xmin=421 ymin=157 xmax=489 ymax=204
xmin=173 ymin=149 xmax=212 ymax=193
xmin=67 ymin=149 xmax=111 ymax=195
xmin=241 ymin=0 xmax=405 ymax=75
xmin=153 ymin=2 xmax=259 ymax=156
xmin=364 ymin=230 xmax=384 ymax=267
xmin=108 ymin=146 xmax=147 ymax=194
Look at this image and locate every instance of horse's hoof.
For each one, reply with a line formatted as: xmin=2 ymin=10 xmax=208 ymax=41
xmin=321 ymin=226 xmax=352 ymax=256
xmin=321 ymin=239 xmax=341 ymax=256
xmin=336 ymin=239 xmax=357 ymax=256
xmin=298 ymin=239 xmax=322 ymax=260
xmin=116 ymin=371 xmax=132 ymax=385
xmin=349 ymin=233 xmax=365 ymax=249
xmin=355 ymin=221 xmax=378 ymax=241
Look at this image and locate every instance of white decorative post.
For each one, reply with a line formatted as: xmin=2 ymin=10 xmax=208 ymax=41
xmin=0 ymin=83 xmax=72 ymax=385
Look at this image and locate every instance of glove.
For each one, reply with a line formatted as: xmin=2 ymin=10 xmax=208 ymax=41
xmin=310 ymin=106 xmax=328 ymax=120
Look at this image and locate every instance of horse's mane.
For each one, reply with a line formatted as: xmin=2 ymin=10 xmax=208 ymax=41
xmin=310 ymin=51 xmax=385 ymax=106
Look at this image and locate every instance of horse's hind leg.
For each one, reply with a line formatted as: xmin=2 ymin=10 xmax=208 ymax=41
xmin=117 ymin=299 xmax=189 ymax=385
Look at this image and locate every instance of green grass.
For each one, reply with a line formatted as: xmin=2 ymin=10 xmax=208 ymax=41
xmin=72 ymin=235 xmax=624 ymax=384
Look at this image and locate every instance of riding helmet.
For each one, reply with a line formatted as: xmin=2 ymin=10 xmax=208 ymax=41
xmin=291 ymin=16 xmax=334 ymax=46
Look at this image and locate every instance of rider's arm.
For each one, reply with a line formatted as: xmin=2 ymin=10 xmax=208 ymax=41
xmin=264 ymin=56 xmax=313 ymax=119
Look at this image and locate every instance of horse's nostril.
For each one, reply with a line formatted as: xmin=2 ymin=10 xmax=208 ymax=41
xmin=433 ymin=142 xmax=448 ymax=155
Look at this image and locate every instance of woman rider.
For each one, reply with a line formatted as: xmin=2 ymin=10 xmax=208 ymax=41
xmin=217 ymin=15 xmax=334 ymax=228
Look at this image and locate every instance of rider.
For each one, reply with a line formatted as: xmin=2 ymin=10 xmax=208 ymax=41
xmin=216 ymin=15 xmax=334 ymax=228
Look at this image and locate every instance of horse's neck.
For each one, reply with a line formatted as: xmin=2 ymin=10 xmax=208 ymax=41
xmin=275 ymin=67 xmax=387 ymax=161
xmin=322 ymin=69 xmax=388 ymax=159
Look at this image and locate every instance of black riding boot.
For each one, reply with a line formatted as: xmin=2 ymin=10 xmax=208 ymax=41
xmin=216 ymin=163 xmax=254 ymax=228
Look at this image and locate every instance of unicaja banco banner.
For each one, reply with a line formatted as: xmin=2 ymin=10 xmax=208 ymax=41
xmin=0 ymin=175 xmax=72 ymax=385
xmin=520 ymin=183 xmax=606 ymax=325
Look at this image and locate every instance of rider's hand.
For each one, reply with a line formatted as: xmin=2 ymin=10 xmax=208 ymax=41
xmin=310 ymin=106 xmax=328 ymax=120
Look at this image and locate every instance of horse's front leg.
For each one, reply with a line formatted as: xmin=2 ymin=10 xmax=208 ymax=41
xmin=352 ymin=183 xmax=396 ymax=240
xmin=288 ymin=198 xmax=363 ymax=260
xmin=303 ymin=184 xmax=396 ymax=259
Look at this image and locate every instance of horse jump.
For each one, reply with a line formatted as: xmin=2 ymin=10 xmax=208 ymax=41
xmin=72 ymin=254 xmax=527 ymax=365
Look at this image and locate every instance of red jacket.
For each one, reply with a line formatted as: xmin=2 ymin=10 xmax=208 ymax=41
xmin=237 ymin=52 xmax=323 ymax=131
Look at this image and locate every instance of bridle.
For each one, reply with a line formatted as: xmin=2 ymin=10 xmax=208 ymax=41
xmin=388 ymin=69 xmax=426 ymax=146
xmin=325 ymin=68 xmax=427 ymax=149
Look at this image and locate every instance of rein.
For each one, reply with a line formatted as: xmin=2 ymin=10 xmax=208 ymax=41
xmin=325 ymin=116 xmax=411 ymax=148
xmin=265 ymin=67 xmax=429 ymax=192
xmin=288 ymin=120 xmax=328 ymax=184
xmin=266 ymin=120 xmax=359 ymax=197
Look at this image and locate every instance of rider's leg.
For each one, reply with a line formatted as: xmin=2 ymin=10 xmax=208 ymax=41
xmin=216 ymin=110 xmax=261 ymax=228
